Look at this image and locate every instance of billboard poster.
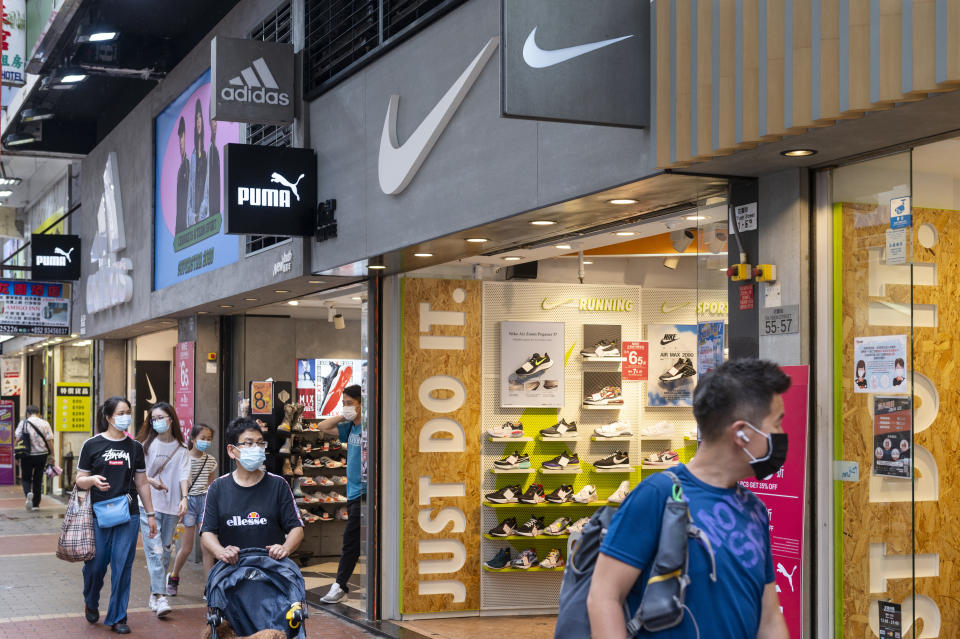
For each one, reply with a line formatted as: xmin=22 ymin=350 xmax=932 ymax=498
xmin=174 ymin=342 xmax=195 ymax=434
xmin=853 ymin=335 xmax=908 ymax=394
xmin=1 ymin=0 xmax=26 ymax=87
xmin=0 ymin=280 xmax=70 ymax=335
xmin=500 ymin=321 xmax=565 ymax=409
xmin=0 ymin=399 xmax=13 ymax=484
xmin=154 ymin=69 xmax=241 ymax=290
xmin=873 ymin=396 xmax=912 ymax=478
xmin=696 ymin=321 xmax=725 ymax=375
xmin=55 ymin=384 xmax=92 ymax=432
xmin=647 ymin=323 xmax=697 ymax=407
xmin=1 ymin=356 xmax=21 ymax=396
xmin=295 ymin=359 xmax=364 ymax=419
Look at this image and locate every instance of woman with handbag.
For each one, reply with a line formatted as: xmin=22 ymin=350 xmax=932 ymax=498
xmin=76 ymin=396 xmax=158 ymax=635
xmin=134 ymin=401 xmax=190 ymax=618
xmin=14 ymin=405 xmax=54 ymax=511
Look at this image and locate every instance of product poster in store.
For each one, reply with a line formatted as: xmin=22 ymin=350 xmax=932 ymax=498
xmin=500 ymin=321 xmax=564 ymax=408
xmin=647 ymin=324 xmax=697 ymax=407
xmin=853 ymin=335 xmax=908 ymax=393
xmin=296 ymin=359 xmax=364 ymax=419
xmin=873 ymin=396 xmax=912 ymax=478
xmin=696 ymin=321 xmax=725 ymax=375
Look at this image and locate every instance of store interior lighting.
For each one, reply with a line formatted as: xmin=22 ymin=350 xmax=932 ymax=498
xmin=334 ymin=313 xmax=345 ymax=330
xmin=670 ymin=229 xmax=695 ymax=253
xmin=20 ymin=108 xmax=54 ymax=123
xmin=4 ymin=131 xmax=38 ymax=147
xmin=663 ymin=257 xmax=680 ymax=270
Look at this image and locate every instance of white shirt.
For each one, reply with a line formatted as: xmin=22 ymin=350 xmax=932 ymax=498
xmin=141 ymin=437 xmax=191 ymax=515
xmin=15 ymin=417 xmax=53 ymax=455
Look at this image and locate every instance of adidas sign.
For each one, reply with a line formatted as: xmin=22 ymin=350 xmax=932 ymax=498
xmin=220 ymin=57 xmax=290 ymax=106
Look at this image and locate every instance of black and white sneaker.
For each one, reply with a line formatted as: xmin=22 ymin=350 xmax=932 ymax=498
xmin=485 ymin=484 xmax=523 ymax=503
xmin=581 ymin=339 xmax=620 ymax=358
xmin=660 ymin=334 xmax=678 ymax=345
xmin=488 ymin=517 xmax=518 ymax=537
xmin=514 ymin=353 xmax=553 ymax=377
xmin=516 ymin=516 xmax=546 ymax=537
xmin=659 ymin=358 xmax=696 ymax=382
xmin=539 ymin=418 xmax=578 ymax=438
xmin=518 ymin=484 xmax=545 ymax=504
xmin=542 ymin=451 xmax=580 ymax=470
xmin=545 ymin=484 xmax=574 ymax=503
xmin=595 ymin=451 xmax=630 ymax=469
xmin=493 ymin=451 xmax=531 ymax=469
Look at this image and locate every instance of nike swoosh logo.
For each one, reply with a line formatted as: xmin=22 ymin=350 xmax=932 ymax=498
xmin=541 ymin=297 xmax=574 ymax=310
xmin=660 ymin=302 xmax=690 ymax=314
xmin=522 ymin=26 xmax=633 ymax=69
xmin=146 ymin=374 xmax=157 ymax=405
xmin=379 ymin=37 xmax=499 ymax=195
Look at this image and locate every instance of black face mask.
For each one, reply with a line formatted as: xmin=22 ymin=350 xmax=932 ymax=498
xmin=743 ymin=422 xmax=788 ymax=480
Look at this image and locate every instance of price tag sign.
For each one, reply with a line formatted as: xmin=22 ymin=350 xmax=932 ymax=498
xmin=760 ymin=305 xmax=800 ymax=336
xmin=621 ymin=341 xmax=648 ymax=381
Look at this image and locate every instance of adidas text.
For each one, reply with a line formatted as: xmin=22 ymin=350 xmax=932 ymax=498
xmin=221 ymin=85 xmax=290 ymax=106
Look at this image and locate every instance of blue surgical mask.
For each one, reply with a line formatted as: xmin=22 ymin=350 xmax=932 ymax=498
xmin=237 ymin=446 xmax=265 ymax=471
xmin=195 ymin=440 xmax=211 ymax=452
xmin=152 ymin=418 xmax=169 ymax=434
xmin=113 ymin=414 xmax=132 ymax=431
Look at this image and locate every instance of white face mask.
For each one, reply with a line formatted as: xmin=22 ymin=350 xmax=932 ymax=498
xmin=342 ymin=405 xmax=357 ymax=421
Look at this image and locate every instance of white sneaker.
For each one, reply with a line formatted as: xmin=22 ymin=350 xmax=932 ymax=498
xmin=148 ymin=594 xmax=158 ymax=611
xmin=641 ymin=420 xmax=673 ymax=438
xmin=568 ymin=517 xmax=592 ymax=534
xmin=608 ymin=480 xmax=631 ymax=504
xmin=573 ymin=485 xmax=597 ymax=503
xmin=594 ymin=420 xmax=632 ymax=437
xmin=25 ymin=492 xmax=32 ymax=511
xmin=320 ymin=582 xmax=346 ymax=603
xmin=154 ymin=595 xmax=171 ymax=617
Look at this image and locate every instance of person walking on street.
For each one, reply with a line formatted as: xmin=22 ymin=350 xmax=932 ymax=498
xmin=15 ymin=405 xmax=53 ymax=511
xmin=77 ymin=396 xmax=158 ymax=635
xmin=315 ymin=385 xmax=366 ymax=604
xmin=135 ymin=401 xmax=190 ymax=618
xmin=168 ymin=422 xmax=218 ymax=597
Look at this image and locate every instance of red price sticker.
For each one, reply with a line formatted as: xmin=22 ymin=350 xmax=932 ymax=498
xmin=622 ymin=341 xmax=648 ymax=381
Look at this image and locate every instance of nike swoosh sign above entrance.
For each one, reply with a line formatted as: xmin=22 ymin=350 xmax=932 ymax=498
xmin=522 ymin=26 xmax=632 ymax=68
xmin=378 ymin=37 xmax=499 ymax=195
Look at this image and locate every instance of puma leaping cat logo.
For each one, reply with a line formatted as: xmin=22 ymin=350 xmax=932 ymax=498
xmin=270 ymin=172 xmax=305 ymax=202
xmin=777 ymin=562 xmax=797 ymax=592
xmin=54 ymin=247 xmax=75 ymax=263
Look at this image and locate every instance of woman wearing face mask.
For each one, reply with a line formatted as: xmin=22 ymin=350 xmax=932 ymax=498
xmin=76 ymin=397 xmax=157 ymax=635
xmin=134 ymin=402 xmax=190 ymax=618
xmin=168 ymin=423 xmax=218 ymax=596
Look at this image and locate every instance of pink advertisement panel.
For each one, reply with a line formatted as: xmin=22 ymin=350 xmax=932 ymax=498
xmin=174 ymin=341 xmax=195 ymax=434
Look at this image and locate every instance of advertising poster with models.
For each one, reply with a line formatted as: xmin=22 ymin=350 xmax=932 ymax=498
xmin=296 ymin=359 xmax=364 ymax=419
xmin=500 ymin=321 xmax=564 ymax=408
xmin=647 ymin=323 xmax=697 ymax=407
xmin=873 ymin=396 xmax=912 ymax=478
xmin=154 ymin=69 xmax=241 ymax=290
xmin=739 ymin=365 xmax=809 ymax=639
xmin=852 ymin=335 xmax=908 ymax=393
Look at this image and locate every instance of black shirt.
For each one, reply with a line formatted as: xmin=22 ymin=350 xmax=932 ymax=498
xmin=200 ymin=472 xmax=302 ymax=549
xmin=77 ymin=433 xmax=146 ymax=515
xmin=208 ymin=144 xmax=220 ymax=217
xmin=176 ymin=156 xmax=190 ymax=234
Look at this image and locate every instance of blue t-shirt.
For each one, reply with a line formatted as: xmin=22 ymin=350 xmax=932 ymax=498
xmin=600 ymin=464 xmax=775 ymax=638
xmin=337 ymin=420 xmax=366 ymax=500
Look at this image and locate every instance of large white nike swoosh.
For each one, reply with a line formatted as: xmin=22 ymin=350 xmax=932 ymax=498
xmin=522 ymin=26 xmax=633 ymax=69
xmin=378 ymin=37 xmax=499 ymax=195
xmin=146 ymin=374 xmax=157 ymax=405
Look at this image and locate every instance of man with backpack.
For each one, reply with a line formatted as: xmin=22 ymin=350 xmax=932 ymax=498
xmin=15 ymin=405 xmax=54 ymax=511
xmin=585 ymin=359 xmax=791 ymax=638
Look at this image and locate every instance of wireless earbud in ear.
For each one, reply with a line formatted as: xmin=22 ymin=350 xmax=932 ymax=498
xmin=737 ymin=431 xmax=750 ymax=443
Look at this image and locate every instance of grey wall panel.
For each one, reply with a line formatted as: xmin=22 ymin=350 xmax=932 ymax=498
xmin=294 ymin=318 xmax=361 ymax=360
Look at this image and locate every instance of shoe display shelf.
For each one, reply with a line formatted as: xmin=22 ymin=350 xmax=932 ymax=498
xmin=582 ymin=403 xmax=624 ymax=410
xmin=488 ymin=436 xmax=533 ymax=442
xmin=589 ymin=464 xmax=638 ymax=473
xmin=537 ymin=435 xmax=580 ymax=442
xmin=590 ymin=435 xmax=634 ymax=441
xmin=580 ymin=356 xmax=626 ymax=362
xmin=482 ymin=565 xmax=565 ymax=573
xmin=641 ymin=462 xmax=681 ymax=470
xmin=483 ymin=501 xmax=607 ymax=508
xmin=483 ymin=534 xmax=570 ymax=541
xmin=490 ymin=467 xmax=536 ymax=474
xmin=539 ymin=467 xmax=583 ymax=474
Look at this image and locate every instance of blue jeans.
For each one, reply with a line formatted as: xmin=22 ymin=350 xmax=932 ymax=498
xmin=140 ymin=511 xmax=178 ymax=595
xmin=82 ymin=515 xmax=140 ymax=626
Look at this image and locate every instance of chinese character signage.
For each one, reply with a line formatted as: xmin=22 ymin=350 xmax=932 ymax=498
xmin=0 ymin=280 xmax=70 ymax=335
xmin=56 ymin=383 xmax=92 ymax=432
xmin=621 ymin=341 xmax=648 ymax=381
xmin=1 ymin=0 xmax=26 ymax=87
xmin=174 ymin=342 xmax=195 ymax=433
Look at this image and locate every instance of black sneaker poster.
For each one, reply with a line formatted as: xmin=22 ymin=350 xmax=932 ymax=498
xmin=647 ymin=323 xmax=697 ymax=407
xmin=500 ymin=321 xmax=564 ymax=408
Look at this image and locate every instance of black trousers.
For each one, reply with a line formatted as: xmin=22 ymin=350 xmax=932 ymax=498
xmin=20 ymin=455 xmax=45 ymax=507
xmin=336 ymin=496 xmax=364 ymax=591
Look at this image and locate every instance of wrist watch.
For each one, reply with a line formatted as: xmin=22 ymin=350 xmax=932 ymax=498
xmin=145 ymin=512 xmax=156 ymax=517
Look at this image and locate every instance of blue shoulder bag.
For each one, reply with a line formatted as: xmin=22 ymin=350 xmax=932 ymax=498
xmin=92 ymin=495 xmax=131 ymax=528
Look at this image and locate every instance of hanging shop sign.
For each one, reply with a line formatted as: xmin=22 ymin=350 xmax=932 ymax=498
xmin=0 ymin=280 xmax=69 ymax=335
xmin=0 ymin=400 xmax=13 ymax=485
xmin=501 ymin=0 xmax=649 ymax=128
xmin=401 ymin=278 xmax=482 ymax=613
xmin=134 ymin=362 xmax=170 ymax=428
xmin=1 ymin=0 xmax=27 ymax=87
xmin=210 ymin=37 xmax=294 ymax=126
xmin=175 ymin=342 xmax=195 ymax=433
xmin=31 ymin=233 xmax=81 ymax=281
xmin=55 ymin=383 xmax=92 ymax=432
xmin=224 ymin=143 xmax=317 ymax=237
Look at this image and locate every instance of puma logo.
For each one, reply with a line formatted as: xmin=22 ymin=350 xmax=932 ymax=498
xmin=270 ymin=172 xmax=305 ymax=202
xmin=54 ymin=247 xmax=75 ymax=263
xmin=777 ymin=562 xmax=797 ymax=592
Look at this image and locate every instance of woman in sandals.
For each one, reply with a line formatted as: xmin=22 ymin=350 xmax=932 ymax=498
xmin=135 ymin=401 xmax=191 ymax=618
xmin=167 ymin=422 xmax=218 ymax=597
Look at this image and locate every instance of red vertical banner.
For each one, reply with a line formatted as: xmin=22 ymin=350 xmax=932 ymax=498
xmin=740 ymin=365 xmax=808 ymax=639
xmin=174 ymin=341 xmax=195 ymax=434
xmin=0 ymin=400 xmax=13 ymax=485
xmin=621 ymin=341 xmax=648 ymax=381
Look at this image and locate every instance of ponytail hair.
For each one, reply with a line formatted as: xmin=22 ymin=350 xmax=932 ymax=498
xmin=97 ymin=396 xmax=131 ymax=433
xmin=187 ymin=422 xmax=214 ymax=450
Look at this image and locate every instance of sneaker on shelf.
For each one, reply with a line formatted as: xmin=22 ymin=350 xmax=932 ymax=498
xmin=545 ymin=484 xmax=574 ymax=503
xmin=329 ymin=491 xmax=348 ymax=503
xmin=568 ymin=517 xmax=592 ymax=534
xmin=594 ymin=420 xmax=633 ymax=437
xmin=608 ymin=480 xmax=632 ymax=504
xmin=320 ymin=456 xmax=345 ymax=468
xmin=485 ymin=484 xmax=523 ymax=504
xmin=328 ymin=439 xmax=343 ymax=450
xmin=658 ymin=357 xmax=696 ymax=382
xmin=318 ymin=476 xmax=334 ymax=487
xmin=336 ymin=506 xmax=349 ymax=520
xmin=282 ymin=458 xmax=293 ymax=476
xmin=488 ymin=517 xmax=518 ymax=537
xmin=320 ymin=582 xmax=346 ymax=604
xmin=640 ymin=420 xmax=674 ymax=438
xmin=539 ymin=418 xmax=578 ymax=438
xmin=644 ymin=450 xmax=681 ymax=467
xmin=278 ymin=438 xmax=291 ymax=455
xmin=484 ymin=547 xmax=512 ymax=570
xmin=510 ymin=548 xmax=539 ymax=570
xmin=583 ymin=386 xmax=623 ymax=405
xmin=544 ymin=517 xmax=571 ymax=536
xmin=514 ymin=352 xmax=553 ymax=377
xmin=580 ymin=339 xmax=620 ymax=358
xmin=518 ymin=484 xmax=545 ymax=504
xmin=154 ymin=595 xmax=171 ymax=617
xmin=594 ymin=451 xmax=630 ymax=469
xmin=303 ymin=513 xmax=320 ymax=523
xmin=682 ymin=425 xmax=700 ymax=440
xmin=573 ymin=485 xmax=598 ymax=503
xmin=319 ymin=511 xmax=334 ymax=522
xmin=292 ymin=480 xmax=305 ymax=498
xmin=300 ymin=477 xmax=317 ymax=487
xmin=487 ymin=421 xmax=524 ymax=438
xmin=539 ymin=548 xmax=565 ymax=569
xmin=493 ymin=451 xmax=531 ymax=469
xmin=332 ymin=475 xmax=347 ymax=486
xmin=293 ymin=457 xmax=304 ymax=476
xmin=542 ymin=451 xmax=579 ymax=470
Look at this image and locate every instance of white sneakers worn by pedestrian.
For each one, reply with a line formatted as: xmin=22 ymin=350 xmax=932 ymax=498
xmin=25 ymin=491 xmax=32 ymax=511
xmin=149 ymin=593 xmax=172 ymax=617
xmin=320 ymin=582 xmax=346 ymax=603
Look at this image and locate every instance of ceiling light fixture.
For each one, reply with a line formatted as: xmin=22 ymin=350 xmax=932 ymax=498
xmin=4 ymin=132 xmax=37 ymax=146
xmin=367 ymin=265 xmax=386 ymax=270
xmin=0 ymin=177 xmax=21 ymax=186
xmin=686 ymin=215 xmax=707 ymax=221
xmin=608 ymin=198 xmax=637 ymax=205
xmin=0 ymin=190 xmax=13 ymax=198
xmin=352 ymin=297 xmax=362 ymax=301
xmin=583 ymin=261 xmax=594 ymax=265
xmin=529 ymin=220 xmax=555 ymax=226
xmin=20 ymin=108 xmax=54 ymax=123
xmin=218 ymin=304 xmax=233 ymax=308
xmin=615 ymin=231 xmax=635 ymax=236
xmin=465 ymin=238 xmax=488 ymax=243
xmin=244 ymin=298 xmax=258 ymax=301
xmin=287 ymin=300 xmax=299 ymax=306
xmin=274 ymin=289 xmax=290 ymax=293
xmin=503 ymin=256 xmax=522 ymax=261
xmin=780 ymin=148 xmax=817 ymax=157
xmin=555 ymin=244 xmax=572 ymax=250
xmin=663 ymin=257 xmax=680 ymax=270
xmin=308 ymin=280 xmax=325 ymax=284
xmin=59 ymin=72 xmax=87 ymax=84
xmin=413 ymin=252 xmax=433 ymax=257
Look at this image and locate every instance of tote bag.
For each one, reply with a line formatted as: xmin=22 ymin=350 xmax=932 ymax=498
xmin=56 ymin=487 xmax=96 ymax=562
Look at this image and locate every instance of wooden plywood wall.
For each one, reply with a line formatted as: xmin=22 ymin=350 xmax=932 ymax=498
xmin=840 ymin=203 xmax=956 ymax=636
xmin=401 ymin=278 xmax=482 ymax=614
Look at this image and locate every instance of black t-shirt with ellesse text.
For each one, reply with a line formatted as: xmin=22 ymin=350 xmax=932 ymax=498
xmin=77 ymin=433 xmax=146 ymax=515
xmin=200 ymin=472 xmax=303 ymax=549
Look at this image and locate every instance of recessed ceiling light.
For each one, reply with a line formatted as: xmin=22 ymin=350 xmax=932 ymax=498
xmin=615 ymin=231 xmax=635 ymax=236
xmin=780 ymin=149 xmax=817 ymax=157
xmin=218 ymin=304 xmax=233 ymax=309
xmin=0 ymin=190 xmax=13 ymax=198
xmin=244 ymin=298 xmax=258 ymax=301
xmin=608 ymin=199 xmax=638 ymax=205
xmin=503 ymin=256 xmax=522 ymax=261
xmin=308 ymin=280 xmax=325 ymax=284
xmin=287 ymin=300 xmax=299 ymax=306
xmin=686 ymin=215 xmax=707 ymax=221
xmin=274 ymin=289 xmax=290 ymax=293
xmin=465 ymin=238 xmax=488 ymax=243
xmin=414 ymin=252 xmax=433 ymax=257
xmin=555 ymin=244 xmax=572 ymax=250
xmin=368 ymin=265 xmax=387 ymax=270
xmin=352 ymin=296 xmax=362 ymax=301
xmin=583 ymin=261 xmax=594 ymax=265
xmin=530 ymin=220 xmax=555 ymax=226
xmin=70 ymin=333 xmax=78 ymax=338
xmin=197 ymin=311 xmax=208 ymax=314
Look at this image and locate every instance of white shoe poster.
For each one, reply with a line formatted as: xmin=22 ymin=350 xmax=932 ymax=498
xmin=647 ymin=323 xmax=697 ymax=407
xmin=501 ymin=321 xmax=564 ymax=408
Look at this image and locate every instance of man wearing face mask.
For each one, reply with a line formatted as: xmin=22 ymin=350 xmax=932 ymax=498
xmin=588 ymin=359 xmax=791 ymax=639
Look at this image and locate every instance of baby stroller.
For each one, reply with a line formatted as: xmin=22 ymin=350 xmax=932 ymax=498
xmin=205 ymin=548 xmax=307 ymax=638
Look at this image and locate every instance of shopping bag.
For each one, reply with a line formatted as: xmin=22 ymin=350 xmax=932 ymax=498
xmin=44 ymin=463 xmax=62 ymax=477
xmin=56 ymin=487 xmax=96 ymax=562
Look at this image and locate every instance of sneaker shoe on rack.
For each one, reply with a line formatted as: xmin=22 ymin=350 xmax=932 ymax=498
xmin=580 ymin=339 xmax=620 ymax=358
xmin=567 ymin=517 xmax=592 ymax=534
xmin=516 ymin=516 xmax=545 ymax=537
xmin=488 ymin=517 xmax=518 ymax=537
xmin=644 ymin=450 xmax=681 ymax=467
xmin=320 ymin=582 xmax=346 ymax=603
xmin=542 ymin=451 xmax=579 ymax=470
xmin=539 ymin=419 xmax=578 ymax=438
xmin=608 ymin=480 xmax=632 ymax=504
xmin=573 ymin=485 xmax=598 ymax=503
xmin=154 ymin=595 xmax=171 ymax=617
xmin=510 ymin=548 xmax=539 ymax=569
xmin=518 ymin=484 xmax=545 ymax=504
xmin=539 ymin=548 xmax=565 ymax=569
xmin=594 ymin=420 xmax=632 ymax=437
xmin=485 ymin=485 xmax=522 ymax=504
xmin=493 ymin=451 xmax=531 ymax=469
xmin=545 ymin=484 xmax=574 ymax=503
xmin=594 ymin=451 xmax=630 ymax=469
xmin=487 ymin=422 xmax=524 ymax=438
xmin=544 ymin=517 xmax=570 ymax=536
xmin=484 ymin=547 xmax=512 ymax=570
xmin=336 ymin=506 xmax=349 ymax=520
xmin=640 ymin=420 xmax=674 ymax=438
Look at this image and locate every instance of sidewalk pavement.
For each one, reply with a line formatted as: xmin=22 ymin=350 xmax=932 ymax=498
xmin=0 ymin=484 xmax=377 ymax=638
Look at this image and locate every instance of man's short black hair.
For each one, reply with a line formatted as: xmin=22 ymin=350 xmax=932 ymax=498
xmin=25 ymin=405 xmax=39 ymax=416
xmin=226 ymin=416 xmax=262 ymax=446
xmin=343 ymin=385 xmax=362 ymax=402
xmin=693 ymin=359 xmax=791 ymax=442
